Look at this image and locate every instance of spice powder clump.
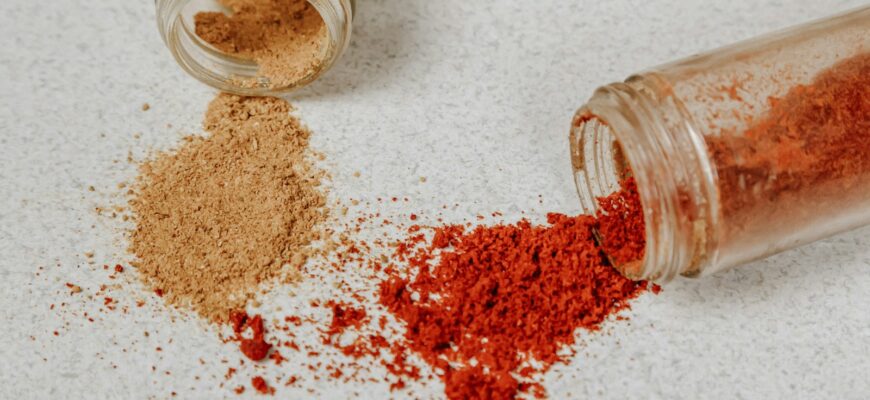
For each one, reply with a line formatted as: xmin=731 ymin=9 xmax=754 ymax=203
xmin=195 ymin=0 xmax=328 ymax=88
xmin=128 ymin=93 xmax=328 ymax=322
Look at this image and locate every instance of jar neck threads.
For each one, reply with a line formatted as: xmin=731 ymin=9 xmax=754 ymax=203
xmin=570 ymin=74 xmax=720 ymax=282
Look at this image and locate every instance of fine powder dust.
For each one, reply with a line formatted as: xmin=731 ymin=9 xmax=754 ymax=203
xmin=129 ymin=93 xmax=328 ymax=322
xmin=194 ymin=0 xmax=328 ymax=88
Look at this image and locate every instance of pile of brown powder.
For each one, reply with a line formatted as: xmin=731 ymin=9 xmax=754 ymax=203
xmin=195 ymin=0 xmax=328 ymax=88
xmin=129 ymin=93 xmax=328 ymax=322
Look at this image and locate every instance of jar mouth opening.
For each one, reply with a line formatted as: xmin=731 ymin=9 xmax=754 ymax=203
xmin=160 ymin=0 xmax=349 ymax=96
xmin=570 ymin=112 xmax=651 ymax=280
xmin=571 ymin=78 xmax=721 ymax=283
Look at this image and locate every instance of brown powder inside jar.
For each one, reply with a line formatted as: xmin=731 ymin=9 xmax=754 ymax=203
xmin=194 ymin=0 xmax=328 ymax=89
xmin=128 ymin=93 xmax=328 ymax=322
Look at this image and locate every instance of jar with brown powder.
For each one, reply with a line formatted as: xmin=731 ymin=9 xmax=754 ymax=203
xmin=156 ymin=0 xmax=354 ymax=95
xmin=571 ymin=7 xmax=869 ymax=281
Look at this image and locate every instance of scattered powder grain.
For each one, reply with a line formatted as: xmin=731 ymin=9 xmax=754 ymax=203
xmin=251 ymin=376 xmax=275 ymax=395
xmin=129 ymin=93 xmax=328 ymax=322
xmin=230 ymin=311 xmax=273 ymax=361
xmin=195 ymin=0 xmax=328 ymax=88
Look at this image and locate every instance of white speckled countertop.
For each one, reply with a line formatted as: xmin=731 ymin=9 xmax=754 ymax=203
xmin=1 ymin=1 xmax=869 ymax=399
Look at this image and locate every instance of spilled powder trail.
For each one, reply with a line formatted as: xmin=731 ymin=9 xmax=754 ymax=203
xmin=288 ymin=179 xmax=654 ymax=399
xmin=128 ymin=93 xmax=328 ymax=322
xmin=195 ymin=0 xmax=328 ymax=88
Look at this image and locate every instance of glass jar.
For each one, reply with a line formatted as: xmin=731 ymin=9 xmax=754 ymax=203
xmin=155 ymin=0 xmax=354 ymax=96
xmin=571 ymin=6 xmax=870 ymax=282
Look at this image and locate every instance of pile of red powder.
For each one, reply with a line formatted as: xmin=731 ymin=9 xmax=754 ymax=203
xmin=374 ymin=179 xmax=653 ymax=399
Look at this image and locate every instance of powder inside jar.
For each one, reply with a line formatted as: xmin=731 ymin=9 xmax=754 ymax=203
xmin=128 ymin=93 xmax=328 ymax=322
xmin=194 ymin=0 xmax=329 ymax=89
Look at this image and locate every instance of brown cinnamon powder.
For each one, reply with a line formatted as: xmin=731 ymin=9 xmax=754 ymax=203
xmin=129 ymin=93 xmax=328 ymax=322
xmin=194 ymin=0 xmax=328 ymax=89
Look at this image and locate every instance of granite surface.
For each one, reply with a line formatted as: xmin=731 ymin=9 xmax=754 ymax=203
xmin=1 ymin=0 xmax=868 ymax=399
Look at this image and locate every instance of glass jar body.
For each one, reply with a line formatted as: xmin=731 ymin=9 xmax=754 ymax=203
xmin=571 ymin=7 xmax=870 ymax=281
xmin=155 ymin=0 xmax=354 ymax=96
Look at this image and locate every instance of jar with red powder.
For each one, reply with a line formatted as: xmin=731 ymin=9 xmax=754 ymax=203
xmin=571 ymin=6 xmax=870 ymax=281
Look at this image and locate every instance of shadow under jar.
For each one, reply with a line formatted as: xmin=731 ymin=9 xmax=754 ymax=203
xmin=571 ymin=6 xmax=870 ymax=282
xmin=155 ymin=0 xmax=354 ymax=96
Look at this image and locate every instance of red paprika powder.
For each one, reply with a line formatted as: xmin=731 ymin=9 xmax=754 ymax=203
xmin=229 ymin=310 xmax=273 ymax=362
xmin=378 ymin=181 xmax=653 ymax=399
xmin=596 ymin=177 xmax=645 ymax=267
xmin=251 ymin=376 xmax=274 ymax=395
xmin=706 ymin=52 xmax=870 ymax=267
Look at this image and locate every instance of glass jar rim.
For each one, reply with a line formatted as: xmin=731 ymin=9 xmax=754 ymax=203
xmin=155 ymin=0 xmax=354 ymax=96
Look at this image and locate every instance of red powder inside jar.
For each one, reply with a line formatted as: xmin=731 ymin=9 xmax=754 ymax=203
xmin=596 ymin=177 xmax=646 ymax=275
xmin=706 ymin=53 xmax=870 ymax=255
